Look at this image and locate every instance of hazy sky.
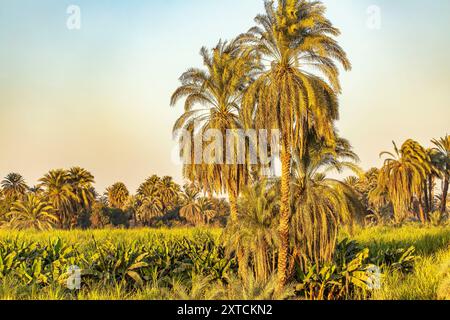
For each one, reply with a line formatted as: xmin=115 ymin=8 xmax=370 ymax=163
xmin=0 ymin=0 xmax=449 ymax=192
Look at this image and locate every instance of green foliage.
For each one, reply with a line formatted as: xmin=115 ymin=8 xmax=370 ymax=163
xmin=0 ymin=227 xmax=448 ymax=300
xmin=0 ymin=230 xmax=232 ymax=291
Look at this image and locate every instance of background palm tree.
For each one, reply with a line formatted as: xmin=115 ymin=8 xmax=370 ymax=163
xmin=1 ymin=173 xmax=28 ymax=201
xmin=7 ymin=194 xmax=58 ymax=231
xmin=347 ymin=168 xmax=392 ymax=225
xmin=137 ymin=194 xmax=164 ymax=225
xmin=157 ymin=176 xmax=181 ymax=214
xmin=171 ymin=39 xmax=260 ymax=222
xmin=371 ymin=140 xmax=431 ymax=224
xmin=39 ymin=169 xmax=78 ymax=229
xmin=180 ymin=192 xmax=216 ymax=227
xmin=240 ymin=0 xmax=351 ymax=290
xmin=432 ymin=135 xmax=450 ymax=214
xmin=106 ymin=182 xmax=130 ymax=210
xmin=68 ymin=167 xmax=96 ymax=227
xmin=68 ymin=167 xmax=95 ymax=209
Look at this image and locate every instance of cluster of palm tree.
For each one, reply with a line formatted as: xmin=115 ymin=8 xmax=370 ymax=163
xmin=0 ymin=172 xmax=229 ymax=230
xmin=171 ymin=0 xmax=449 ymax=291
xmin=171 ymin=0 xmax=354 ymax=291
xmin=0 ymin=168 xmax=95 ymax=230
xmin=0 ymin=0 xmax=447 ymax=295
xmin=347 ymin=136 xmax=450 ymax=225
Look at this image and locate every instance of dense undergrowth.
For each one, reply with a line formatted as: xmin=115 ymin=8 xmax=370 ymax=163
xmin=0 ymin=226 xmax=448 ymax=300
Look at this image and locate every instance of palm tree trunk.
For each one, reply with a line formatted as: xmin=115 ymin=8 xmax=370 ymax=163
xmin=237 ymin=248 xmax=248 ymax=282
xmin=423 ymin=181 xmax=429 ymax=215
xmin=277 ymin=141 xmax=292 ymax=293
xmin=428 ymin=176 xmax=434 ymax=212
xmin=442 ymin=177 xmax=449 ymax=214
xmin=228 ymin=187 xmax=239 ymax=222
xmin=418 ymin=200 xmax=426 ymax=224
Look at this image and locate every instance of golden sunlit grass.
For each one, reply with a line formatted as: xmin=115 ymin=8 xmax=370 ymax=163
xmin=0 ymin=225 xmax=448 ymax=300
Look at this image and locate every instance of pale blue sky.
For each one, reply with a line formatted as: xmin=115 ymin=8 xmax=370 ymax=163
xmin=0 ymin=0 xmax=449 ymax=191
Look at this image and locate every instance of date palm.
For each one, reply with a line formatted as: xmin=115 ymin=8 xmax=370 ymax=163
xmin=223 ymin=179 xmax=279 ymax=282
xmin=180 ymin=187 xmax=216 ymax=226
xmin=171 ymin=39 xmax=261 ymax=222
xmin=371 ymin=140 xmax=431 ymax=224
xmin=7 ymin=194 xmax=58 ymax=231
xmin=349 ymin=168 xmax=391 ymax=224
xmin=157 ymin=176 xmax=181 ymax=214
xmin=68 ymin=167 xmax=96 ymax=209
xmin=106 ymin=182 xmax=130 ymax=210
xmin=135 ymin=176 xmax=164 ymax=225
xmin=432 ymin=135 xmax=450 ymax=213
xmin=240 ymin=0 xmax=351 ymax=289
xmin=137 ymin=194 xmax=164 ymax=225
xmin=39 ymin=169 xmax=78 ymax=229
xmin=1 ymin=173 xmax=28 ymax=201
xmin=291 ymin=136 xmax=364 ymax=270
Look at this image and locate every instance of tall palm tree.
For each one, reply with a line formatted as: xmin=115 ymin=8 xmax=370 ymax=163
xmin=1 ymin=173 xmax=28 ymax=201
xmin=7 ymin=194 xmax=58 ymax=231
xmin=171 ymin=39 xmax=261 ymax=222
xmin=240 ymin=0 xmax=351 ymax=289
xmin=106 ymin=182 xmax=130 ymax=210
xmin=39 ymin=169 xmax=78 ymax=228
xmin=432 ymin=135 xmax=450 ymax=214
xmin=371 ymin=140 xmax=431 ymax=224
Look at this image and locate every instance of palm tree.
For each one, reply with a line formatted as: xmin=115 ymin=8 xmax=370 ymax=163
xmin=179 ymin=184 xmax=216 ymax=226
xmin=348 ymin=168 xmax=391 ymax=225
xmin=157 ymin=176 xmax=181 ymax=214
xmin=136 ymin=194 xmax=164 ymax=225
xmin=371 ymin=140 xmax=431 ymax=224
xmin=423 ymin=148 xmax=442 ymax=214
xmin=68 ymin=167 xmax=96 ymax=209
xmin=28 ymin=185 xmax=44 ymax=195
xmin=223 ymin=179 xmax=279 ymax=282
xmin=239 ymin=0 xmax=351 ymax=289
xmin=67 ymin=167 xmax=96 ymax=227
xmin=180 ymin=195 xmax=215 ymax=226
xmin=7 ymin=194 xmax=58 ymax=231
xmin=171 ymin=39 xmax=260 ymax=222
xmin=1 ymin=173 xmax=28 ymax=201
xmin=39 ymin=169 xmax=78 ymax=228
xmin=432 ymin=135 xmax=450 ymax=214
xmin=290 ymin=136 xmax=364 ymax=270
xmin=106 ymin=182 xmax=130 ymax=210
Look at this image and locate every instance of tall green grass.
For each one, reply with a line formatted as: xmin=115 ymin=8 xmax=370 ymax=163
xmin=0 ymin=226 xmax=448 ymax=300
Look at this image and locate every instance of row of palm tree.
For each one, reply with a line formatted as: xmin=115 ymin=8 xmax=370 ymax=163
xmin=0 ymin=168 xmax=96 ymax=230
xmin=0 ymin=171 xmax=229 ymax=230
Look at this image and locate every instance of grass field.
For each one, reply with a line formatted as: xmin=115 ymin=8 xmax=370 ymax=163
xmin=0 ymin=226 xmax=449 ymax=300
